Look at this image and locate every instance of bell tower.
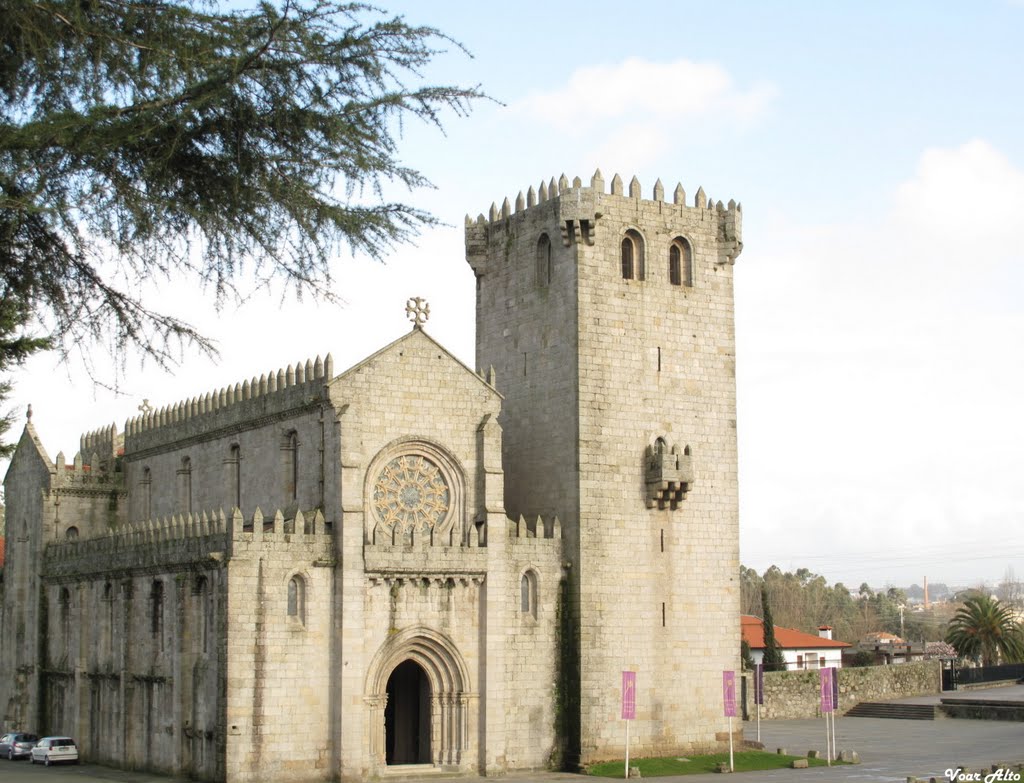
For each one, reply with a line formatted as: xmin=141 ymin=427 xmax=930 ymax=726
xmin=467 ymin=170 xmax=743 ymax=762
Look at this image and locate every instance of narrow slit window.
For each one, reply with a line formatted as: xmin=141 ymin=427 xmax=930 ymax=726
xmin=520 ymin=570 xmax=538 ymax=619
xmin=141 ymin=467 xmax=152 ymax=521
xmin=178 ymin=457 xmax=193 ymax=514
xmin=283 ymin=431 xmax=299 ymax=501
xmin=227 ymin=444 xmax=241 ymax=511
xmin=287 ymin=575 xmax=306 ymax=624
xmin=537 ymin=234 xmax=552 ymax=288
xmin=151 ymin=580 xmax=164 ymax=649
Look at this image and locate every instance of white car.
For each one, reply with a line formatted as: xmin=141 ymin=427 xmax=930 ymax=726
xmin=30 ymin=736 xmax=78 ymax=766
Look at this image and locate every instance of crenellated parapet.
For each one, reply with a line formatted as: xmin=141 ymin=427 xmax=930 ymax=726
xmin=465 ymin=169 xmax=743 ymax=275
xmin=53 ymin=448 xmax=126 ymax=492
xmin=123 ymin=353 xmax=334 ymax=454
xmin=507 ymin=514 xmax=562 ymax=541
xmin=42 ymin=506 xmax=332 ymax=579
xmin=78 ymin=424 xmax=122 ymax=470
xmin=43 ymin=508 xmax=232 ymax=579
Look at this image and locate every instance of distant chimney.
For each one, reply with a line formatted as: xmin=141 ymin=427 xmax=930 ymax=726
xmin=924 ymin=576 xmax=929 ymax=609
xmin=818 ymin=625 xmax=833 ymax=641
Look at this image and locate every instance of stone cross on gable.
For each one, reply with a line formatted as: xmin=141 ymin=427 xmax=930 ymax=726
xmin=139 ymin=399 xmax=153 ymax=415
xmin=406 ymin=297 xmax=430 ymax=329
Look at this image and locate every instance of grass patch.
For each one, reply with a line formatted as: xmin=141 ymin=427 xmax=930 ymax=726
xmin=587 ymin=751 xmax=842 ymax=776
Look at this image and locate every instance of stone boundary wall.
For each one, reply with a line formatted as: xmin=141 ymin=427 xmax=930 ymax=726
xmin=743 ymin=660 xmax=942 ymax=719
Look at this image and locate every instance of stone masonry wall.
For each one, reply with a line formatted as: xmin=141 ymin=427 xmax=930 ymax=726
xmin=574 ymin=174 xmax=741 ymax=761
xmin=743 ymin=661 xmax=942 ymax=720
xmin=0 ymin=423 xmax=56 ymax=734
xmin=325 ymin=329 xmax=510 ymax=779
xmin=122 ymin=355 xmax=334 ymax=525
xmin=468 ymin=172 xmax=743 ymax=762
xmin=504 ymin=518 xmax=564 ymax=770
xmin=224 ymin=511 xmax=333 ymax=783
xmin=37 ymin=510 xmax=234 ymax=780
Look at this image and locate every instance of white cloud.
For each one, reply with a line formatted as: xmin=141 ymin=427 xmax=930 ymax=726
xmin=513 ymin=57 xmax=777 ymax=133
xmin=892 ymin=139 xmax=1024 ymax=258
xmin=737 ymin=139 xmax=1024 ymax=585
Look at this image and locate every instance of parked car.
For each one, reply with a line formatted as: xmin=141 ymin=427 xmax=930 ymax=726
xmin=30 ymin=736 xmax=78 ymax=766
xmin=0 ymin=732 xmax=39 ymax=760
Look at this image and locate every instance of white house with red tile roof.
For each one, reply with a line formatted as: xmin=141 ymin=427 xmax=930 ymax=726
xmin=741 ymin=615 xmax=851 ymax=671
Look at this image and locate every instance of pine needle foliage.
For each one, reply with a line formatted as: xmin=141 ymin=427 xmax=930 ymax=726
xmin=0 ymin=0 xmax=484 ymax=370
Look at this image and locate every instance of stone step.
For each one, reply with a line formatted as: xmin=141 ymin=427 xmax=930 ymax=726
xmin=845 ymin=702 xmax=937 ymax=720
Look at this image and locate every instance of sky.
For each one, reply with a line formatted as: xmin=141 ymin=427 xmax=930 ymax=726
xmin=6 ymin=0 xmax=1024 ymax=591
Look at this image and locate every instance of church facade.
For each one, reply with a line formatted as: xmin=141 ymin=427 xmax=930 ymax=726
xmin=0 ymin=171 xmax=742 ymax=781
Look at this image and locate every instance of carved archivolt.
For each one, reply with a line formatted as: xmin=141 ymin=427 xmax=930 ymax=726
xmin=364 ymin=626 xmax=475 ymax=769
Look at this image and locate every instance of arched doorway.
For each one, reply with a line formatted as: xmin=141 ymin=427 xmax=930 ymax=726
xmin=365 ymin=626 xmax=477 ymax=772
xmin=385 ymin=660 xmax=431 ymax=765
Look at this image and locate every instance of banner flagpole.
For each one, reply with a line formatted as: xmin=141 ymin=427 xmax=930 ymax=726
xmin=622 ymin=671 xmax=636 ymax=779
xmin=754 ymin=663 xmax=763 ymax=743
xmin=830 ymin=666 xmax=838 ymax=760
xmin=723 ymin=671 xmax=737 ymax=773
xmin=624 ymin=719 xmax=630 ymax=779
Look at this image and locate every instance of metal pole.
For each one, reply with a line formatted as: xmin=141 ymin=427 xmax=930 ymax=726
xmin=830 ymin=705 xmax=837 ymax=761
xmin=824 ymin=708 xmax=831 ymax=766
xmin=624 ymin=719 xmax=629 ymax=779
xmin=729 ymin=716 xmax=734 ymax=772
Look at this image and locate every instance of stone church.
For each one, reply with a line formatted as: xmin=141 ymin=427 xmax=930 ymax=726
xmin=0 ymin=171 xmax=742 ymax=782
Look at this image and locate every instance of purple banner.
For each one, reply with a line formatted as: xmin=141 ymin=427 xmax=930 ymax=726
xmin=754 ymin=663 xmax=764 ymax=705
xmin=622 ymin=671 xmax=636 ymax=720
xmin=819 ymin=667 xmax=834 ymax=713
xmin=831 ymin=667 xmax=838 ymax=710
xmin=723 ymin=671 xmax=737 ymax=717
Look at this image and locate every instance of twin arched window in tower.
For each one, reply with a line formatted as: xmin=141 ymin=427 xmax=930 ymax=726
xmin=534 ymin=228 xmax=693 ymax=287
xmin=620 ymin=230 xmax=694 ymax=287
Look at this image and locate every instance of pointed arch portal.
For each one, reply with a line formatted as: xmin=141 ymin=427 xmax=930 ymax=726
xmin=366 ymin=626 xmax=476 ymax=771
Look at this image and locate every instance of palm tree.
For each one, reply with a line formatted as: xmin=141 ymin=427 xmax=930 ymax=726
xmin=945 ymin=595 xmax=1024 ymax=667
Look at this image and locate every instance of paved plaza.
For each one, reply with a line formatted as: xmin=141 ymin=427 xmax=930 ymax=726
xmin=1 ymin=685 xmax=1022 ymax=783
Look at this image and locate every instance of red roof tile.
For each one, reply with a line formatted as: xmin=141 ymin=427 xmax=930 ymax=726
xmin=741 ymin=615 xmax=850 ymax=649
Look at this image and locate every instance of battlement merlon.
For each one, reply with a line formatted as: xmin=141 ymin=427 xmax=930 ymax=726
xmin=122 ymin=353 xmax=334 ymax=455
xmin=465 ymin=169 xmax=743 ymax=274
xmin=78 ymin=423 xmax=121 ymax=467
xmin=41 ymin=506 xmax=332 ymax=579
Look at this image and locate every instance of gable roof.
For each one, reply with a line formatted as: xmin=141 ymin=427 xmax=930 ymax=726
xmin=741 ymin=615 xmax=851 ymax=650
xmin=3 ymin=419 xmax=55 ymax=485
xmin=331 ymin=326 xmax=501 ymax=399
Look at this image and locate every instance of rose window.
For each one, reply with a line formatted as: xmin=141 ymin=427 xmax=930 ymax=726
xmin=373 ymin=455 xmax=451 ymax=531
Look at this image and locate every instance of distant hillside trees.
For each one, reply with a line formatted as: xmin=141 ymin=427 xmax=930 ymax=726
xmin=741 ymin=565 xmax=945 ymax=644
